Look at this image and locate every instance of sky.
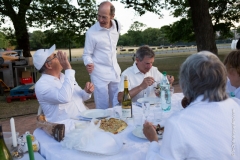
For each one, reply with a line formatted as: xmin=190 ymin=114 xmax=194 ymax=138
xmin=2 ymin=0 xmax=180 ymax=35
xmin=95 ymin=0 xmax=180 ymax=34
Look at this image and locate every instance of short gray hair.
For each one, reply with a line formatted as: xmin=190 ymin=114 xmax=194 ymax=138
xmin=39 ymin=64 xmax=47 ymax=73
xmin=179 ymin=51 xmax=228 ymax=103
xmin=39 ymin=60 xmax=52 ymax=73
xmin=136 ymin=45 xmax=155 ymax=61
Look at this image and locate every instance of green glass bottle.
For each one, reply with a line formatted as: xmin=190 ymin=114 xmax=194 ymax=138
xmin=122 ymin=76 xmax=132 ymax=118
xmin=0 ymin=125 xmax=13 ymax=160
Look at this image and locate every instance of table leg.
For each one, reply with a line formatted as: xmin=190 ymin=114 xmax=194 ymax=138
xmin=15 ymin=67 xmax=19 ymax=86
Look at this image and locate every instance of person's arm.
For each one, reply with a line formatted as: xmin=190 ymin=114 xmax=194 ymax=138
xmin=144 ymin=116 xmax=186 ymax=160
xmin=36 ymin=70 xmax=76 ymax=104
xmin=57 ymin=51 xmax=71 ymax=70
xmin=159 ymin=116 xmax=186 ymax=160
xmin=118 ymin=77 xmax=155 ymax=103
xmin=74 ymin=82 xmax=94 ymax=101
xmin=167 ymin=75 xmax=174 ymax=86
xmin=82 ymin=31 xmax=94 ymax=74
xmin=143 ymin=121 xmax=163 ymax=160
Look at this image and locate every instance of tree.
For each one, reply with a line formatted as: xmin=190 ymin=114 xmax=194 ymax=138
xmin=188 ymin=0 xmax=217 ymax=54
xmin=237 ymin=26 xmax=240 ymax=35
xmin=0 ymin=32 xmax=8 ymax=49
xmin=165 ymin=0 xmax=240 ymax=54
xmin=0 ymin=0 xmax=96 ymax=57
xmin=142 ymin=28 xmax=161 ymax=45
xmin=29 ymin=31 xmax=46 ymax=50
xmin=114 ymin=0 xmax=240 ymax=55
xmin=129 ymin=21 xmax=146 ymax=31
xmin=162 ymin=18 xmax=195 ymax=43
xmin=126 ymin=21 xmax=147 ymax=45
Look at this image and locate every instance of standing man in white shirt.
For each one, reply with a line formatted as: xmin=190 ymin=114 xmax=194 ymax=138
xmin=83 ymin=1 xmax=121 ymax=109
xmin=33 ymin=44 xmax=94 ymax=122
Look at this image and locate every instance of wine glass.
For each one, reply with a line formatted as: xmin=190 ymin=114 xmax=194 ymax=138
xmin=142 ymin=101 xmax=150 ymax=121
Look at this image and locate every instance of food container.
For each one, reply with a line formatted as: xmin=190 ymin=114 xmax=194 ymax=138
xmin=20 ymin=77 xmax=33 ymax=84
xmin=3 ymin=132 xmax=19 ymax=150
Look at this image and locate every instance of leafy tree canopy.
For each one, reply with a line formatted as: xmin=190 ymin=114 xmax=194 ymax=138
xmin=129 ymin=21 xmax=147 ymax=31
xmin=114 ymin=0 xmax=240 ymax=54
xmin=0 ymin=0 xmax=97 ymax=56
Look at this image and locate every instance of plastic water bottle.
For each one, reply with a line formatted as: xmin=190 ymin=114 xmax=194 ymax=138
xmin=160 ymin=71 xmax=171 ymax=111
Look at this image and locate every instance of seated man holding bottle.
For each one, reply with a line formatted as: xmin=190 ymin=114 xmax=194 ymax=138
xmin=117 ymin=45 xmax=174 ymax=103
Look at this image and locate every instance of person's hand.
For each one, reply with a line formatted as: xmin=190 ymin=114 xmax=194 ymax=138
xmin=143 ymin=121 xmax=158 ymax=142
xmin=154 ymin=87 xmax=160 ymax=97
xmin=84 ymin=82 xmax=94 ymax=94
xmin=140 ymin=77 xmax=155 ymax=90
xmin=167 ymin=75 xmax=174 ymax=85
xmin=86 ymin=63 xmax=94 ymax=74
xmin=57 ymin=51 xmax=71 ymax=70
xmin=181 ymin=96 xmax=189 ymax=108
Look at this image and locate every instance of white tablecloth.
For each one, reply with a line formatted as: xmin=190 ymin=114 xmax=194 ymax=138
xmin=20 ymin=152 xmax=45 ymax=160
xmin=34 ymin=93 xmax=184 ymax=160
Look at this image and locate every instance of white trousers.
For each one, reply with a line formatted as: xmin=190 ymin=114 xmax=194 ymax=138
xmin=91 ymin=75 xmax=119 ymax=109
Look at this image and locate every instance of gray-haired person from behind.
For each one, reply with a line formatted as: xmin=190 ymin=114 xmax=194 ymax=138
xmin=180 ymin=51 xmax=228 ymax=104
xmin=143 ymin=51 xmax=240 ymax=160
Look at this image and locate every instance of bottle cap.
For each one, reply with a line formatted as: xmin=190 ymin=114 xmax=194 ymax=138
xmin=230 ymin=92 xmax=235 ymax=97
xmin=124 ymin=76 xmax=128 ymax=80
xmin=162 ymin=71 xmax=167 ymax=75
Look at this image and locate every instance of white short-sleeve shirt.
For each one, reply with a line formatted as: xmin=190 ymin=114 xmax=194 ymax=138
xmin=118 ymin=62 xmax=163 ymax=102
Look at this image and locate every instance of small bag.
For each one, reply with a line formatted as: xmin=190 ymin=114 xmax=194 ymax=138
xmin=36 ymin=115 xmax=65 ymax=142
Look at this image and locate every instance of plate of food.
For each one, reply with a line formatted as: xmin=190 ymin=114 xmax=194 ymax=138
xmin=80 ymin=109 xmax=110 ymax=119
xmin=98 ymin=118 xmax=128 ymax=134
xmin=132 ymin=124 xmax=164 ymax=139
xmin=137 ymin=97 xmax=160 ymax=105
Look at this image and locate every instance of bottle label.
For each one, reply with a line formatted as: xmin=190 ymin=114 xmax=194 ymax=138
xmin=124 ymin=80 xmax=128 ymax=88
xmin=160 ymin=87 xmax=171 ymax=112
xmin=122 ymin=108 xmax=132 ymax=118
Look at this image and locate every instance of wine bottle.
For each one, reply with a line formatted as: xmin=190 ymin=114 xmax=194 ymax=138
xmin=0 ymin=125 xmax=13 ymax=160
xmin=122 ymin=76 xmax=132 ymax=118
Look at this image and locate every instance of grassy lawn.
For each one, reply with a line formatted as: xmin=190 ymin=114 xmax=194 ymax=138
xmin=0 ymin=48 xmax=231 ymax=120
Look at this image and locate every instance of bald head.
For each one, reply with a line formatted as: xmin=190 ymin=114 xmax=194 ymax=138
xmin=97 ymin=1 xmax=115 ymax=28
xmin=99 ymin=1 xmax=115 ymax=16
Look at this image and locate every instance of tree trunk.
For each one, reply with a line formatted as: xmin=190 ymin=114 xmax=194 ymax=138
xmin=13 ymin=21 xmax=31 ymax=57
xmin=188 ymin=0 xmax=218 ymax=55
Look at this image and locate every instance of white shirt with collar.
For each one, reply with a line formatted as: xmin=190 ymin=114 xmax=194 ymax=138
xmin=118 ymin=62 xmax=163 ymax=102
xmin=146 ymin=95 xmax=240 ymax=160
xmin=82 ymin=20 xmax=121 ymax=81
xmin=35 ymin=69 xmax=91 ymax=122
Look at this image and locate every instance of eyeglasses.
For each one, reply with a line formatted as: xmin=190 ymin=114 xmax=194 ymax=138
xmin=97 ymin=14 xmax=109 ymax=21
xmin=46 ymin=54 xmax=57 ymax=63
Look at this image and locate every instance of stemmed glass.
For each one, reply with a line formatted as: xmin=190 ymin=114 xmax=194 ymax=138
xmin=142 ymin=101 xmax=150 ymax=121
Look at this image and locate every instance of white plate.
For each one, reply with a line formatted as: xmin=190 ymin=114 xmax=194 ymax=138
xmin=137 ymin=97 xmax=160 ymax=105
xmin=132 ymin=126 xmax=162 ymax=139
xmin=80 ymin=109 xmax=110 ymax=119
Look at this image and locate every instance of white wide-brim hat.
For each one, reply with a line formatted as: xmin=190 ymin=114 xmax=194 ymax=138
xmin=33 ymin=44 xmax=56 ymax=70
